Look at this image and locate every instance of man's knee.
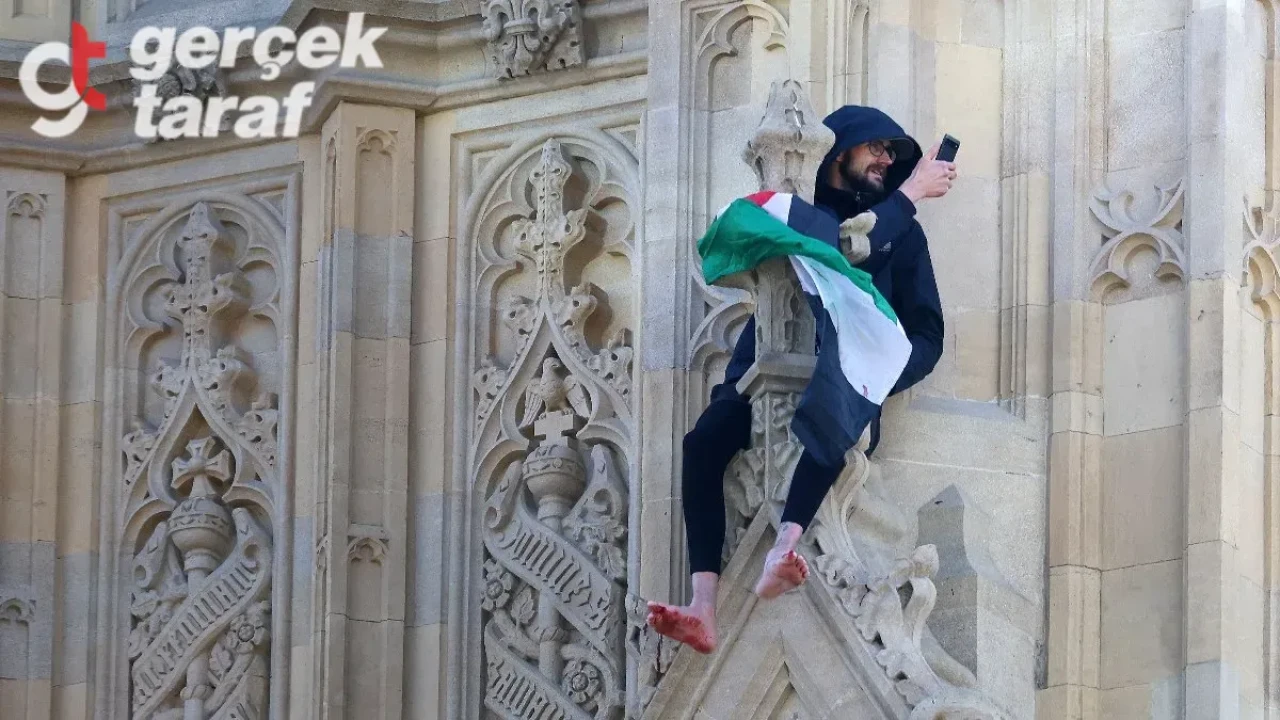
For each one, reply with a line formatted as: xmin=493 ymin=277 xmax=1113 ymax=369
xmin=682 ymin=417 xmax=729 ymax=455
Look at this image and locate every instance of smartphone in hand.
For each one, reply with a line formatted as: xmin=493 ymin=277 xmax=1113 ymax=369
xmin=937 ymin=134 xmax=960 ymax=162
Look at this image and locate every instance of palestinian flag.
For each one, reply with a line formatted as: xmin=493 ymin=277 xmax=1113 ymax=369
xmin=698 ymin=191 xmax=912 ymax=405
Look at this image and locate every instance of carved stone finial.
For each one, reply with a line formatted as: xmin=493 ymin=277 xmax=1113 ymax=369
xmin=179 ymin=202 xmax=233 ymax=263
xmin=169 ymin=437 xmax=235 ymax=577
xmin=514 ymin=141 xmax=589 ymax=303
xmin=532 ymin=409 xmax=580 ymax=445
xmin=169 ymin=204 xmax=242 ymax=334
xmin=744 ymin=80 xmax=836 ymax=202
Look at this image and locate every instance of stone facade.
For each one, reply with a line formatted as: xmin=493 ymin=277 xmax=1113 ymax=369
xmin=0 ymin=0 xmax=1273 ymax=718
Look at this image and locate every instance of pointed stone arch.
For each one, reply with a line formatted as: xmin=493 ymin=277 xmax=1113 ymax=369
xmin=825 ymin=0 xmax=874 ymax=110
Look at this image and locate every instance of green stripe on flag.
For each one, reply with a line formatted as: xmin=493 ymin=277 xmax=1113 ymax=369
xmin=697 ymin=198 xmax=899 ymax=324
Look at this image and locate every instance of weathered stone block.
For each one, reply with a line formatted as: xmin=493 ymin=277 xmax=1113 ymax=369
xmin=1100 ymin=426 xmax=1184 ymax=570
xmin=1102 ymin=293 xmax=1185 ymax=436
xmin=1100 ymin=560 xmax=1183 ymax=689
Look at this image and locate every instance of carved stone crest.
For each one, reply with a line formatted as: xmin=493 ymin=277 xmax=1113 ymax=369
xmin=482 ymin=0 xmax=584 ymax=78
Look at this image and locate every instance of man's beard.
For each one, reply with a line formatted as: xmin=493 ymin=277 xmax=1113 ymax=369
xmin=840 ymin=161 xmax=888 ymax=201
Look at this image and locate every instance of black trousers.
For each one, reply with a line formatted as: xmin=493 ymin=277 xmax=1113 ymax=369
xmin=682 ymin=393 xmax=844 ymax=575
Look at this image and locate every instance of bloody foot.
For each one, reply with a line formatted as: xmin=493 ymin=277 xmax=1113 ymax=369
xmin=646 ymin=601 xmax=718 ymax=654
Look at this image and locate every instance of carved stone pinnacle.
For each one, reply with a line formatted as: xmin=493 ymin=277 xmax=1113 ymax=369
xmin=736 ymin=79 xmax=827 ymax=384
xmin=734 ymin=79 xmax=829 ymax=521
xmin=744 ymin=79 xmax=836 ymax=203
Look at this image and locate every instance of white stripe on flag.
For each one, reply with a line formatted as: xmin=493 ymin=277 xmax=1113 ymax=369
xmin=789 ymin=256 xmax=912 ymax=405
xmin=760 ymin=192 xmax=793 ymax=224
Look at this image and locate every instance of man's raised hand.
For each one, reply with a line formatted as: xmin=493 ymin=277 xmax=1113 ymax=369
xmin=900 ymin=141 xmax=957 ymax=204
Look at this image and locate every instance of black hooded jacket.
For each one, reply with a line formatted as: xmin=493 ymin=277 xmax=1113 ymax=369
xmin=711 ymin=105 xmax=945 ymax=459
xmin=814 ymin=105 xmax=945 ymax=402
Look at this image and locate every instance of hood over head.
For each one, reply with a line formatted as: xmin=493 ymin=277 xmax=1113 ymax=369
xmin=814 ymin=105 xmax=923 ymax=219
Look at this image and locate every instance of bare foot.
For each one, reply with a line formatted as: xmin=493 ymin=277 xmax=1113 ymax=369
xmin=753 ymin=549 xmax=809 ymax=599
xmin=646 ymin=601 xmax=717 ymax=654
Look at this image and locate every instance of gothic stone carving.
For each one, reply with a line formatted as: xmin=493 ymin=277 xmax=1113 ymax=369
xmin=819 ymin=545 xmax=951 ymax=706
xmin=113 ymin=200 xmax=286 ymax=720
xmin=469 ymin=139 xmax=636 ymax=720
xmin=132 ymin=42 xmax=231 ymax=144
xmin=1089 ymin=177 xmax=1186 ymax=297
xmin=810 ymin=460 xmax=1004 ymax=718
xmin=482 ymin=0 xmax=584 ymax=79
xmin=347 ymin=528 xmax=390 ymax=565
xmin=0 ymin=594 xmax=37 ymax=680
xmin=7 ymin=190 xmax=46 ymax=221
xmin=0 ymin=597 xmax=35 ymax=625
xmin=721 ymin=389 xmax=803 ymax=566
xmin=687 ymin=3 xmax=792 ymax=407
xmin=1245 ymin=195 xmax=1280 ymax=317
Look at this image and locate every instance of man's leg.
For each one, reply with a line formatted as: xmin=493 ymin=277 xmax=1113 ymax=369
xmin=647 ymin=395 xmax=752 ymax=653
xmin=754 ymin=449 xmax=844 ymax=599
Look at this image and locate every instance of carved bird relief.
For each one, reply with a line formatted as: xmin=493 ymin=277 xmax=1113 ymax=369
xmin=519 ymin=357 xmax=590 ymax=427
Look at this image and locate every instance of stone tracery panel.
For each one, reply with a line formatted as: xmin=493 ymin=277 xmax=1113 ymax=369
xmin=1088 ymin=177 xmax=1187 ymax=300
xmin=97 ymin=188 xmax=295 ymax=720
xmin=463 ymin=135 xmax=637 ymax=720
